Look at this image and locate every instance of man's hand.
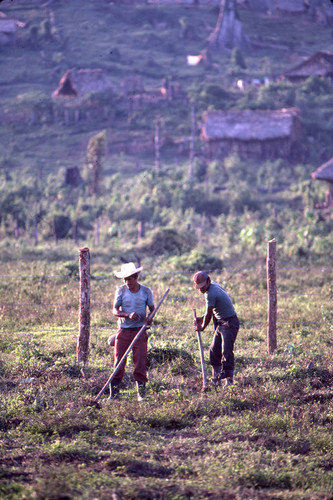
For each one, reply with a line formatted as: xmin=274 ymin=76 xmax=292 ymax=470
xmin=128 ymin=312 xmax=140 ymax=321
xmin=193 ymin=318 xmax=202 ymax=332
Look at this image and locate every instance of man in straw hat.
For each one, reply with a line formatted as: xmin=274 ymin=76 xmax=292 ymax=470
xmin=193 ymin=271 xmax=239 ymax=388
xmin=110 ymin=262 xmax=154 ymax=401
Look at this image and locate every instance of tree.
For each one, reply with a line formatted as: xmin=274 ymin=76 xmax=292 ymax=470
xmin=208 ymin=0 xmax=250 ymax=52
xmin=85 ymin=131 xmax=107 ymax=196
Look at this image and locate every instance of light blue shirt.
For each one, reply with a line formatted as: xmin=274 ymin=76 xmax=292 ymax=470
xmin=114 ymin=284 xmax=154 ymax=329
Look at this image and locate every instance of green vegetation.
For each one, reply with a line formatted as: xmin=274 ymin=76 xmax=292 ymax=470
xmin=0 ymin=1 xmax=332 ymax=498
xmin=0 ymin=1 xmax=332 ymax=264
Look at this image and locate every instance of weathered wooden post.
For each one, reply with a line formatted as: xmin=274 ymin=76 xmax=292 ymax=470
xmin=52 ymin=217 xmax=57 ymax=245
xmin=95 ymin=216 xmax=100 ymax=246
xmin=137 ymin=220 xmax=145 ymax=243
xmin=267 ymin=238 xmax=277 ymax=354
xmin=154 ymin=119 xmax=160 ymax=171
xmin=77 ymin=247 xmax=91 ymax=369
xmin=33 ymin=214 xmax=38 ymax=246
xmin=189 ymin=101 xmax=196 ymax=182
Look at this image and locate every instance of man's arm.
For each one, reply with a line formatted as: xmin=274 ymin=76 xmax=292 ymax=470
xmin=196 ymin=306 xmax=214 ymax=332
xmin=113 ymin=303 xmax=140 ymax=321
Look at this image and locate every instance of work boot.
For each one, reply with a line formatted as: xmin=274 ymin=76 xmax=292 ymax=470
xmin=211 ymin=365 xmax=222 ymax=386
xmin=109 ymin=379 xmax=121 ymax=400
xmin=223 ymin=370 xmax=234 ymax=388
xmin=224 ymin=378 xmax=233 ymax=388
xmin=136 ymin=381 xmax=146 ymax=402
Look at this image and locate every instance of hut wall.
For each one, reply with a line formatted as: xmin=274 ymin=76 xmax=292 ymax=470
xmin=206 ymin=137 xmax=293 ymax=160
xmin=277 ymin=0 xmax=305 ymax=13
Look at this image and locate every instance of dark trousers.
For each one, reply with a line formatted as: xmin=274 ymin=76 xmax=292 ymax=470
xmin=209 ymin=315 xmax=239 ymax=378
xmin=113 ymin=327 xmax=148 ymax=384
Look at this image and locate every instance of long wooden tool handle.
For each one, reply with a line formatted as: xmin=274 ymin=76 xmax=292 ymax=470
xmin=94 ymin=288 xmax=170 ymax=402
xmin=193 ymin=308 xmax=208 ymax=390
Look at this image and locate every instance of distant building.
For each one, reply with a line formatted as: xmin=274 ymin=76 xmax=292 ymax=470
xmin=248 ymin=0 xmax=305 ymax=14
xmin=119 ymin=76 xmax=184 ymax=111
xmin=311 ymin=157 xmax=333 ymax=209
xmin=121 ymin=76 xmax=144 ymax=96
xmin=52 ymin=68 xmax=113 ymax=98
xmin=0 ymin=18 xmax=25 ymax=45
xmin=283 ymin=51 xmax=333 ymax=83
xmin=275 ymin=0 xmax=305 ymax=13
xmin=147 ymin=0 xmax=220 ymax=4
xmin=201 ymin=108 xmax=302 ymax=160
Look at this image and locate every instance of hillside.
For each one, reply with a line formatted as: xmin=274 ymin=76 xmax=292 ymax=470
xmin=0 ymin=0 xmax=333 ymax=263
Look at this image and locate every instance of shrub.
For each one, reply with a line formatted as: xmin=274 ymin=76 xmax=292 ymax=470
xmin=193 ymin=158 xmax=207 ymax=182
xmin=199 ymin=83 xmax=229 ymax=109
xmin=229 ymin=187 xmax=261 ymax=214
xmin=147 ymin=345 xmax=194 ymax=369
xmin=52 ymin=214 xmax=72 ymax=239
xmin=167 ymin=249 xmax=223 ymax=272
xmin=256 ymin=81 xmax=296 ymax=109
xmin=137 ymin=227 xmax=193 ymax=256
xmin=231 ymin=47 xmax=247 ymax=69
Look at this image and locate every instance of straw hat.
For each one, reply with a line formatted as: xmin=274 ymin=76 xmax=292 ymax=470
xmin=114 ymin=262 xmax=143 ymax=279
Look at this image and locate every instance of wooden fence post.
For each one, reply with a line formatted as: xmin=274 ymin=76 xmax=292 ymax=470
xmin=95 ymin=216 xmax=100 ymax=246
xmin=267 ymin=238 xmax=277 ymax=354
xmin=77 ymin=247 xmax=91 ymax=367
xmin=154 ymin=119 xmax=160 ymax=171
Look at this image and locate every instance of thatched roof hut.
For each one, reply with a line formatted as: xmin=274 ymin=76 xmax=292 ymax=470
xmin=0 ymin=18 xmax=25 ymax=44
xmin=311 ymin=157 xmax=333 ymax=209
xmin=52 ymin=68 xmax=113 ymax=98
xmin=284 ymin=51 xmax=333 ymax=83
xmin=311 ymin=158 xmax=333 ymax=184
xmin=201 ymin=108 xmax=301 ymax=160
xmin=275 ymin=0 xmax=305 ymax=13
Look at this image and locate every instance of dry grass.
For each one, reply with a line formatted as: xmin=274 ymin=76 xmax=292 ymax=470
xmin=0 ymin=249 xmax=332 ymax=499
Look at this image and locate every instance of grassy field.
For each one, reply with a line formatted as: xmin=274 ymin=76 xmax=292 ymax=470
xmin=0 ymin=246 xmax=332 ymax=499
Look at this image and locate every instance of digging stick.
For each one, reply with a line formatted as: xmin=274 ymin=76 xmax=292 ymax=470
xmin=193 ymin=308 xmax=208 ymax=391
xmin=94 ymin=288 xmax=170 ymax=402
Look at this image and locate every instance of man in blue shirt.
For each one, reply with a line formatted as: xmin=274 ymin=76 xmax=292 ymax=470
xmin=111 ymin=262 xmax=154 ymax=401
xmin=193 ymin=271 xmax=239 ymax=387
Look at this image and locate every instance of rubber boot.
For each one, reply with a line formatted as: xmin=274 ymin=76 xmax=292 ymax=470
xmin=211 ymin=365 xmax=222 ymax=386
xmin=109 ymin=379 xmax=121 ymax=400
xmin=136 ymin=381 xmax=146 ymax=402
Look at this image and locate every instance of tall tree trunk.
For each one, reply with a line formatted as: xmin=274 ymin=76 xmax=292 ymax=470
xmin=189 ymin=102 xmax=196 ymax=182
xmin=73 ymin=220 xmax=79 ymax=245
xmin=208 ymin=0 xmax=250 ymax=52
xmin=137 ymin=220 xmax=145 ymax=243
xmin=53 ymin=217 xmax=57 ymax=244
xmin=34 ymin=214 xmax=38 ymax=246
xmin=15 ymin=216 xmax=20 ymax=239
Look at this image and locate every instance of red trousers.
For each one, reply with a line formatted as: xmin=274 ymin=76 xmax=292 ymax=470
xmin=113 ymin=327 xmax=148 ymax=383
